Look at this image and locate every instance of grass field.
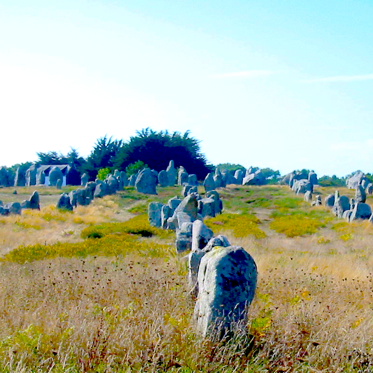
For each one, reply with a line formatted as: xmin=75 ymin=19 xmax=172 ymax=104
xmin=1 ymin=184 xmax=373 ymax=372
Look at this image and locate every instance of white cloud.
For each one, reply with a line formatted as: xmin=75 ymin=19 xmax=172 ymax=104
xmin=302 ymin=74 xmax=373 ymax=83
xmin=209 ymin=70 xmax=275 ymax=79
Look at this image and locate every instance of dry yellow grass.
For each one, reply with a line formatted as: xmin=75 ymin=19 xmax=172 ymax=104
xmin=0 ymin=184 xmax=373 ymax=371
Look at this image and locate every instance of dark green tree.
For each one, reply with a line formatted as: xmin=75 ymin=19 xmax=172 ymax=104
xmin=84 ymin=136 xmax=123 ymax=180
xmin=113 ymin=128 xmax=212 ymax=179
xmin=216 ymin=163 xmax=246 ymax=173
xmin=36 ymin=151 xmax=67 ymax=165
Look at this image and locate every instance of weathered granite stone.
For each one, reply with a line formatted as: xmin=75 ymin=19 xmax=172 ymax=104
xmin=161 ymin=205 xmax=171 ymax=229
xmin=25 ymin=165 xmax=38 ymax=186
xmin=304 ymin=191 xmax=312 ymax=202
xmin=234 ymin=169 xmax=244 ymax=185
xmin=167 ymin=196 xmax=182 ymax=211
xmin=198 ymin=198 xmax=216 ymax=218
xmin=332 ymin=196 xmax=350 ymax=218
xmin=168 ymin=194 xmax=199 ymax=230
xmin=85 ymin=182 xmax=96 ymax=200
xmin=14 ymin=167 xmax=26 ymax=187
xmin=178 ymin=167 xmax=189 ymax=185
xmin=311 ymin=195 xmax=322 ymax=206
xmin=203 ymin=235 xmax=231 ymax=253
xmin=366 ymin=183 xmax=373 ymax=195
xmin=106 ymin=175 xmax=119 ymax=194
xmin=176 ymin=222 xmax=193 ymax=253
xmin=129 ymin=174 xmax=137 ymax=186
xmin=343 ymin=210 xmax=353 ymax=221
xmin=81 ymin=173 xmax=89 ymax=187
xmin=213 ymin=169 xmax=225 ymax=188
xmin=148 ymin=202 xmax=163 ymax=228
xmin=49 ymin=167 xmax=63 ymax=187
xmin=203 ymin=173 xmax=216 ymax=193
xmin=135 ymin=168 xmax=157 ymax=195
xmin=57 ymin=193 xmax=73 ymax=211
xmin=350 ymin=198 xmax=356 ymax=210
xmin=325 ymin=194 xmax=335 ymax=207
xmin=292 ymin=179 xmax=313 ymax=194
xmin=158 ymin=170 xmax=169 ymax=187
xmin=206 ymin=190 xmax=223 ymax=215
xmin=222 ymin=170 xmax=237 ymax=186
xmin=308 ymin=170 xmax=318 ymax=186
xmin=182 ymin=184 xmax=197 ymax=197
xmin=94 ymin=183 xmax=109 ymax=198
xmin=166 ymin=160 xmax=177 ymax=186
xmin=56 ymin=179 xmax=62 ymax=189
xmin=5 ymin=202 xmax=21 ymax=215
xmin=69 ymin=190 xmax=78 ymax=208
xmin=29 ymin=191 xmax=40 ymax=210
xmin=191 ymin=220 xmax=214 ymax=252
xmin=36 ymin=168 xmax=46 ymax=185
xmin=194 ymin=246 xmax=257 ymax=340
xmin=349 ymin=203 xmax=372 ymax=221
xmin=346 ymin=171 xmax=365 ymax=189
xmin=188 ymin=174 xmax=198 ymax=186
xmin=355 ymin=185 xmax=366 ymax=204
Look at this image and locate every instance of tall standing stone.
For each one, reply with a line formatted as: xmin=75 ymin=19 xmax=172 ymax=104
xmin=194 ymin=246 xmax=257 ymax=340
xmin=135 ymin=168 xmax=157 ymax=195
xmin=49 ymin=167 xmax=64 ymax=187
xmin=158 ymin=170 xmax=169 ymax=187
xmin=14 ymin=167 xmax=26 ymax=187
xmin=25 ymin=165 xmax=38 ymax=186
xmin=203 ymin=173 xmax=216 ymax=193
xmin=166 ymin=160 xmax=177 ymax=186
xmin=81 ymin=173 xmax=89 ymax=187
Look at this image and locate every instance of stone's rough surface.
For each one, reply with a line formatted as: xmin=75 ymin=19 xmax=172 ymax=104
xmin=304 ymin=191 xmax=312 ymax=202
xmin=332 ymin=195 xmax=350 ymax=218
xmin=203 ymin=173 xmax=216 ymax=192
xmin=213 ymin=169 xmax=225 ymax=188
xmin=94 ymin=183 xmax=108 ymax=199
xmin=36 ymin=169 xmax=46 ymax=185
xmin=148 ymin=202 xmax=163 ymax=228
xmin=166 ymin=160 xmax=177 ymax=186
xmin=355 ymin=185 xmax=366 ymax=204
xmin=191 ymin=220 xmax=214 ymax=252
xmin=292 ymin=179 xmax=313 ymax=194
xmin=188 ymin=249 xmax=206 ymax=294
xmin=49 ymin=167 xmax=64 ymax=187
xmin=81 ymin=173 xmax=89 ymax=186
xmin=135 ymin=168 xmax=158 ymax=195
xmin=182 ymin=184 xmax=198 ymax=197
xmin=325 ymin=194 xmax=335 ymax=208
xmin=161 ymin=205 xmax=171 ymax=229
xmin=57 ymin=193 xmax=73 ymax=211
xmin=178 ymin=167 xmax=189 ymax=185
xmin=234 ymin=169 xmax=244 ymax=185
xmin=206 ymin=190 xmax=223 ymax=215
xmin=14 ymin=167 xmax=26 ymax=187
xmin=6 ymin=202 xmax=22 ymax=215
xmin=366 ymin=183 xmax=373 ymax=195
xmin=188 ymin=174 xmax=198 ymax=186
xmin=85 ymin=182 xmax=96 ymax=200
xmin=176 ymin=222 xmax=193 ymax=252
xmin=29 ymin=191 xmax=40 ymax=210
xmin=158 ymin=170 xmax=169 ymax=187
xmin=168 ymin=196 xmax=182 ymax=211
xmin=343 ymin=210 xmax=353 ymax=221
xmin=194 ymin=246 xmax=257 ymax=340
xmin=25 ymin=165 xmax=38 ymax=186
xmin=129 ymin=174 xmax=137 ymax=186
xmin=350 ymin=203 xmax=372 ymax=222
xmin=346 ymin=171 xmax=365 ymax=189
xmin=106 ymin=175 xmax=119 ymax=194
xmin=203 ymin=235 xmax=230 ymax=253
xmin=243 ymin=169 xmax=265 ymax=186
xmin=199 ymin=198 xmax=216 ymax=218
xmin=167 ymin=194 xmax=199 ymax=230
xmin=308 ymin=170 xmax=318 ymax=185
xmin=222 ymin=171 xmax=237 ymax=186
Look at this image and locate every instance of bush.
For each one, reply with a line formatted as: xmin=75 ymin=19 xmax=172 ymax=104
xmin=97 ymin=167 xmax=111 ymax=181
xmin=270 ymin=215 xmax=324 ymax=237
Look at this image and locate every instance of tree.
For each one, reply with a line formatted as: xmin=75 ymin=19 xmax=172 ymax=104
xmin=216 ymin=163 xmax=246 ymax=173
xmin=66 ymin=148 xmax=86 ymax=175
xmin=84 ymin=136 xmax=123 ymax=180
xmin=36 ymin=151 xmax=67 ymax=165
xmin=114 ymin=128 xmax=212 ymax=179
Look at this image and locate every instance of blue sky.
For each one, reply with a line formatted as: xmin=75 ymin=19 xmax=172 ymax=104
xmin=1 ymin=0 xmax=373 ymax=176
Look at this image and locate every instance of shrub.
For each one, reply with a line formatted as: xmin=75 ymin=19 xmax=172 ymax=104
xmin=97 ymin=167 xmax=111 ymax=181
xmin=270 ymin=215 xmax=324 ymax=237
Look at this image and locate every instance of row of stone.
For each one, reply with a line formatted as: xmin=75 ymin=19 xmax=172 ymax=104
xmin=0 ymin=191 xmax=40 ymax=216
xmin=148 ymin=189 xmax=258 ymax=340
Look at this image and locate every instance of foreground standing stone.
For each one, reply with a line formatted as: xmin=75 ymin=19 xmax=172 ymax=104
xmin=194 ymin=245 xmax=257 ymax=340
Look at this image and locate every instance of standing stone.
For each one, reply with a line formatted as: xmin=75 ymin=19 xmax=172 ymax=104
xmin=222 ymin=170 xmax=237 ymax=186
xmin=206 ymin=190 xmax=223 ymax=215
xmin=325 ymin=194 xmax=335 ymax=207
xmin=355 ymin=185 xmax=366 ymax=204
xmin=304 ymin=191 xmax=312 ymax=202
xmin=243 ymin=169 xmax=265 ymax=186
xmin=234 ymin=169 xmax=244 ymax=185
xmin=49 ymin=167 xmax=64 ymax=187
xmin=178 ymin=167 xmax=189 ymax=185
xmin=332 ymin=196 xmax=350 ymax=218
xmin=213 ymin=169 xmax=224 ymax=188
xmin=158 ymin=170 xmax=169 ymax=187
xmin=292 ymin=179 xmax=313 ymax=194
xmin=198 ymin=198 xmax=216 ymax=218
xmin=14 ymin=167 xmax=26 ymax=187
xmin=148 ymin=202 xmax=163 ymax=228
xmin=191 ymin=220 xmax=214 ymax=252
xmin=203 ymin=235 xmax=231 ymax=253
xmin=175 ymin=222 xmax=193 ymax=253
xmin=194 ymin=246 xmax=257 ymax=340
xmin=311 ymin=195 xmax=322 ymax=206
xmin=85 ymin=182 xmax=96 ymax=200
xmin=168 ymin=196 xmax=182 ymax=212
xmin=25 ymin=165 xmax=38 ymax=186
xmin=81 ymin=173 xmax=89 ymax=187
xmin=350 ymin=203 xmax=372 ymax=222
xmin=203 ymin=173 xmax=216 ymax=193
xmin=6 ymin=202 xmax=22 ymax=215
xmin=106 ymin=175 xmax=119 ymax=194
xmin=166 ymin=160 xmax=177 ymax=186
xmin=346 ymin=171 xmax=366 ymax=189
xmin=129 ymin=174 xmax=137 ymax=186
xmin=188 ymin=174 xmax=198 ymax=186
xmin=36 ymin=168 xmax=46 ymax=185
xmin=161 ymin=205 xmax=172 ymax=229
xmin=56 ymin=179 xmax=62 ymax=189
xmin=29 ymin=191 xmax=40 ymax=210
xmin=167 ymin=194 xmax=198 ymax=230
xmin=308 ymin=170 xmax=318 ymax=186
xmin=135 ymin=168 xmax=157 ymax=195
xmin=94 ymin=182 xmax=109 ymax=198
xmin=0 ymin=167 xmax=9 ymax=187
xmin=57 ymin=193 xmax=73 ymax=211
xmin=182 ymin=184 xmax=198 ymax=197
xmin=366 ymin=183 xmax=373 ymax=195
